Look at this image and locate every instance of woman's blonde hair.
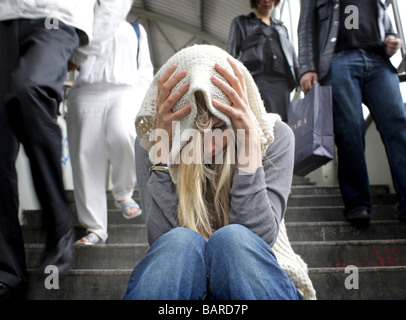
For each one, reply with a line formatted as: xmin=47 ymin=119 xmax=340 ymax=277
xmin=173 ymin=92 xmax=236 ymax=240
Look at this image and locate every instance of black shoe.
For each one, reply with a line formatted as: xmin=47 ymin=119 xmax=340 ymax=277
xmin=346 ymin=208 xmax=370 ymax=229
xmin=0 ymin=282 xmax=27 ymax=300
xmin=395 ymin=211 xmax=406 ymax=223
xmin=0 ymin=282 xmax=14 ymax=300
xmin=39 ymin=228 xmax=75 ymax=277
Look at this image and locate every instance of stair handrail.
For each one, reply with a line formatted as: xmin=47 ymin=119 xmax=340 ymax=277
xmin=386 ymin=0 xmax=406 ymax=80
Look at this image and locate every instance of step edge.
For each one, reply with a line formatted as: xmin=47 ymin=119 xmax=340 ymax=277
xmin=21 ymin=224 xmax=147 ymax=230
xmin=285 ymin=220 xmax=405 ymax=227
xmin=27 ymin=268 xmax=133 ymax=275
xmin=308 ymin=266 xmax=406 ymax=273
xmin=24 ymin=243 xmax=149 ymax=249
xmin=291 ymin=239 xmax=406 ymax=246
xmin=289 ymin=194 xmax=396 ymax=199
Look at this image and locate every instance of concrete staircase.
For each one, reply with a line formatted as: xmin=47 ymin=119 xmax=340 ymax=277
xmin=23 ymin=179 xmax=406 ymax=300
xmin=23 ymin=193 xmax=146 ymax=300
xmin=287 ymin=178 xmax=406 ymax=300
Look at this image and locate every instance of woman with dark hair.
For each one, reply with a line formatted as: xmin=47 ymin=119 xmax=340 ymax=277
xmin=228 ymin=0 xmax=298 ymax=122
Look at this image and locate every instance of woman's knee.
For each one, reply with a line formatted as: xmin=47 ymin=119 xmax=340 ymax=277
xmin=124 ymin=227 xmax=207 ymax=300
xmin=208 ymin=224 xmax=257 ymax=253
xmin=154 ymin=227 xmax=206 ymax=251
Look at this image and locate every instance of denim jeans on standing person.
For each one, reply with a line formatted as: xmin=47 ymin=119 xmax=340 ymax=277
xmin=321 ymin=49 xmax=406 ymax=219
xmin=123 ymin=225 xmax=302 ymax=300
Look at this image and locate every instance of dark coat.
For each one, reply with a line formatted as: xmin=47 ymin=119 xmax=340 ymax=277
xmin=298 ymin=0 xmax=398 ymax=81
xmin=228 ymin=12 xmax=299 ymax=89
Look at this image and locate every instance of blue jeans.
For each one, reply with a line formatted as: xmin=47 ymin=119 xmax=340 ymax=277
xmin=321 ymin=49 xmax=406 ymax=218
xmin=123 ymin=225 xmax=302 ymax=300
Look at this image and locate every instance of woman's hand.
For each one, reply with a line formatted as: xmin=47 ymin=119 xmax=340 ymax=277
xmin=211 ymin=57 xmax=262 ymax=172
xmin=154 ymin=64 xmax=191 ymax=163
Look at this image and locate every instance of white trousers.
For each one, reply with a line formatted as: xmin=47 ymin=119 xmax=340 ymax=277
xmin=67 ymin=82 xmax=138 ymax=242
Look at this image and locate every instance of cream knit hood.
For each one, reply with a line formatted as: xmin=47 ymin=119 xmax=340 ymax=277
xmin=135 ymin=44 xmax=279 ymax=180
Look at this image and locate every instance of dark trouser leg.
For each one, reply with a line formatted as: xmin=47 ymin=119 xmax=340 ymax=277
xmin=5 ymin=19 xmax=79 ymax=245
xmin=0 ymin=19 xmax=79 ymax=291
xmin=0 ymin=19 xmax=28 ymax=296
xmin=361 ymin=51 xmax=406 ymax=220
xmin=322 ymin=50 xmax=372 ymax=216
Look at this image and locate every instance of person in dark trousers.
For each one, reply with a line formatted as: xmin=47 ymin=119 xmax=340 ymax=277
xmin=0 ymin=0 xmax=131 ymax=299
xmin=227 ymin=0 xmax=299 ymax=122
xmin=298 ymin=0 xmax=406 ymax=228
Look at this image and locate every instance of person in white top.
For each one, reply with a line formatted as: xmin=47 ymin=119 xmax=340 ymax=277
xmin=67 ymin=13 xmax=153 ymax=245
xmin=0 ymin=0 xmax=130 ymax=299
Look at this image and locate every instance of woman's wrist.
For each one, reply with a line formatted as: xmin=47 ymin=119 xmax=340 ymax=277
xmin=150 ymin=163 xmax=169 ymax=172
xmin=151 ymin=129 xmax=171 ymax=164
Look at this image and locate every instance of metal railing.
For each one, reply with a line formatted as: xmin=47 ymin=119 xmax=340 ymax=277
xmin=386 ymin=0 xmax=406 ymax=80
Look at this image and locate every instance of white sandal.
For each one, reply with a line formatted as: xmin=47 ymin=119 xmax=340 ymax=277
xmin=117 ymin=199 xmax=142 ymax=220
xmin=76 ymin=233 xmax=103 ymax=246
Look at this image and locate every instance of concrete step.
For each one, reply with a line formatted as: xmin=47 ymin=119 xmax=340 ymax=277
xmin=65 ymin=190 xmax=141 ymax=209
xmin=292 ymin=239 xmax=406 ymax=268
xmin=25 ymin=266 xmax=406 ymax=300
xmin=22 ymin=209 xmax=146 ymax=226
xmin=285 ymin=204 xmax=397 ymax=222
xmin=25 ymin=243 xmax=149 ymax=270
xmin=308 ymin=266 xmax=406 ymax=300
xmin=64 ymin=190 xmax=139 ymax=201
xmin=287 ymin=193 xmax=396 ymax=207
xmin=23 ymin=204 xmax=398 ymax=226
xmin=286 ymin=220 xmax=406 ymax=242
xmin=25 ymin=269 xmax=131 ymax=300
xmin=22 ymin=224 xmax=148 ymax=244
xmin=22 ymin=183 xmax=406 ymax=300
xmin=290 ymin=185 xmax=390 ymax=196
xmin=25 ymin=239 xmax=406 ymax=271
xmin=22 ymin=219 xmax=406 ymax=245
xmin=292 ymin=175 xmax=314 ymax=186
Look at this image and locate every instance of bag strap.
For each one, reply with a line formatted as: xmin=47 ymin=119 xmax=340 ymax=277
xmin=291 ymin=87 xmax=302 ymax=102
xmin=130 ymin=22 xmax=140 ymax=39
xmin=130 ymin=22 xmax=140 ymax=67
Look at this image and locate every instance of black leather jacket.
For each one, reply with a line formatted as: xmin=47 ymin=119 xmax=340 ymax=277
xmin=228 ymin=12 xmax=299 ymax=89
xmin=298 ymin=0 xmax=397 ymax=81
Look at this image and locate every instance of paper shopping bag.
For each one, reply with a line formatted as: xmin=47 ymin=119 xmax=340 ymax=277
xmin=288 ymin=82 xmax=334 ymax=176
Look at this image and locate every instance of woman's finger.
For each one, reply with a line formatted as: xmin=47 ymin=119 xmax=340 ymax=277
xmin=163 ymin=69 xmax=187 ymax=95
xmin=211 ymin=74 xmax=241 ymax=106
xmin=214 ymin=61 xmax=244 ymax=98
xmin=171 ymin=104 xmax=191 ymax=121
xmin=211 ymin=98 xmax=238 ymax=118
xmin=158 ymin=65 xmax=177 ymax=93
xmin=227 ymin=57 xmax=247 ymax=97
xmin=157 ymin=66 xmax=186 ymax=105
xmin=163 ymin=80 xmax=190 ymax=112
